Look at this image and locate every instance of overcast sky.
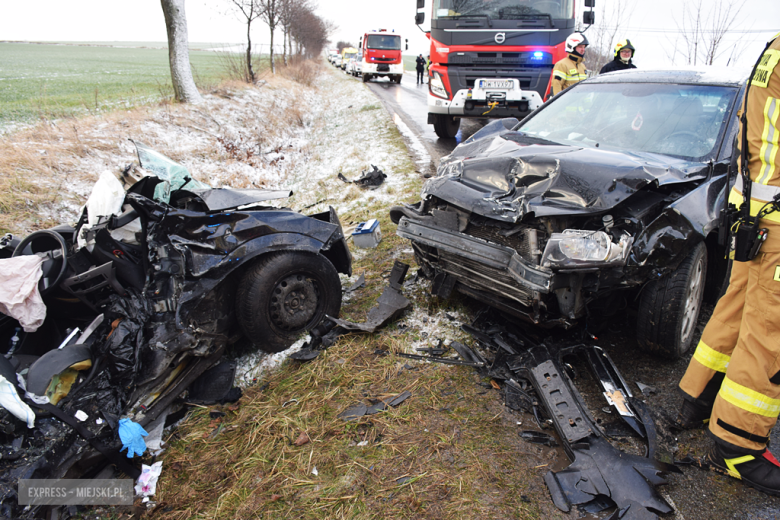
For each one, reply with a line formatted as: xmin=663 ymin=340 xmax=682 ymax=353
xmin=0 ymin=0 xmax=777 ymax=69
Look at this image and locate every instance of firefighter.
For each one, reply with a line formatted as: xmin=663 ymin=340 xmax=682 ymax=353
xmin=550 ymin=32 xmax=588 ymax=96
xmin=600 ymin=39 xmax=636 ymax=74
xmin=677 ymin=32 xmax=780 ymax=496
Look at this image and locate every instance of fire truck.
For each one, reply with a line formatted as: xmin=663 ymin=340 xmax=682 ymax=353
xmin=415 ymin=0 xmax=595 ymax=138
xmin=359 ymin=29 xmax=408 ymax=84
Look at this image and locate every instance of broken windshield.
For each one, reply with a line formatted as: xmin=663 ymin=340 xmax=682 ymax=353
xmin=432 ymin=0 xmax=574 ymax=20
xmin=132 ymin=140 xmax=209 ymax=203
xmin=518 ymin=83 xmax=738 ymax=161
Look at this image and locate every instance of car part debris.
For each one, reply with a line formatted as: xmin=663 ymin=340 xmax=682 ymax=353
xmin=338 ymin=164 xmax=387 ymax=188
xmin=453 ymin=313 xmax=677 ymax=519
xmin=636 ymin=381 xmax=657 ymax=396
xmin=346 ymin=274 xmax=366 ymax=293
xmin=519 ymin=430 xmax=559 ymax=447
xmin=397 ymin=352 xmax=484 ymax=367
xmin=338 ymin=391 xmax=412 ymax=421
xmin=351 ymin=219 xmax=382 ymax=249
xmin=329 ymin=262 xmax=411 ymax=333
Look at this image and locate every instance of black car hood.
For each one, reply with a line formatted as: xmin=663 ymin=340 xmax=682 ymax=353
xmin=423 ymin=134 xmax=710 ymax=222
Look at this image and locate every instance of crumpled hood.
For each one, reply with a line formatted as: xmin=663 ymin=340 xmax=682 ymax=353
xmin=423 ymin=134 xmax=709 ymax=222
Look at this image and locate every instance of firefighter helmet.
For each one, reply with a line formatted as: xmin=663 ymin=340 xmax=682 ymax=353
xmin=565 ymin=33 xmax=589 ymax=55
xmin=614 ymin=39 xmax=635 ymax=59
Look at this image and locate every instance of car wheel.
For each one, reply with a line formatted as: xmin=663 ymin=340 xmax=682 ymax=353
xmin=362 ymin=74 xmax=369 ymax=83
xmin=636 ymin=242 xmax=707 ymax=359
xmin=236 ymin=251 xmax=342 ymax=353
xmin=433 ymin=115 xmax=460 ymax=139
xmin=395 ymin=75 xmax=402 ymax=84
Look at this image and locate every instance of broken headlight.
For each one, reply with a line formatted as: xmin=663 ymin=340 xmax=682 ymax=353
xmin=540 ymin=230 xmax=633 ymax=268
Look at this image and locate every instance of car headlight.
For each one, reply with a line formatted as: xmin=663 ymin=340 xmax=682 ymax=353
xmin=541 ymin=230 xmax=633 ymax=268
xmin=429 ymin=72 xmax=449 ymax=100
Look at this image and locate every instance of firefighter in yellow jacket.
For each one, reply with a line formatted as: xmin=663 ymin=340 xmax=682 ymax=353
xmin=550 ymin=33 xmax=589 ymax=96
xmin=678 ymin=33 xmax=780 ymax=496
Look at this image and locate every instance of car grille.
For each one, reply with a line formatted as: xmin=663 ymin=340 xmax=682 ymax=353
xmin=464 ymin=223 xmax=545 ymax=264
xmin=373 ymin=57 xmax=396 ymax=62
xmin=438 ymin=250 xmax=536 ymax=306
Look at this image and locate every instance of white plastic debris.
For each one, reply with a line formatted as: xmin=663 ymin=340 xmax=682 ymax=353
xmin=74 ymin=410 xmax=88 ymax=422
xmin=0 ymin=255 xmax=45 ymax=332
xmin=135 ymin=461 xmax=163 ymax=497
xmin=357 ymin=440 xmax=368 ymax=447
xmin=0 ymin=375 xmax=35 ymax=428
xmin=311 ymin=466 xmax=318 ymax=476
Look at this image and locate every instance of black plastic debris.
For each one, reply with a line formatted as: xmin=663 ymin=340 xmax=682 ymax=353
xmin=330 ymin=262 xmax=411 ymax=333
xmin=346 ymin=274 xmax=366 ymax=294
xmin=519 ymin=430 xmax=559 ymax=447
xmin=338 ymin=165 xmax=387 ymax=188
xmin=188 ymin=361 xmax=241 ymax=404
xmin=636 ymin=381 xmax=657 ymax=396
xmin=338 ymin=391 xmax=412 ymax=421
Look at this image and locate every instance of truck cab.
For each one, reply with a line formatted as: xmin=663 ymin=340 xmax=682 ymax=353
xmin=359 ymin=29 xmax=408 ymax=84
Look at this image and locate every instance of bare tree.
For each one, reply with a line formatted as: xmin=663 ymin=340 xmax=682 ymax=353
xmin=258 ymin=0 xmax=282 ymax=74
xmin=583 ymin=0 xmax=635 ymax=72
xmin=160 ymin=0 xmax=203 ymax=103
xmin=228 ymin=0 xmax=263 ymax=82
xmin=290 ymin=7 xmax=332 ymax=58
xmin=672 ymin=0 xmax=747 ymax=65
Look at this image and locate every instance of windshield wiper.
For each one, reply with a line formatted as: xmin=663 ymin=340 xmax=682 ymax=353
xmin=505 ymin=132 xmax=561 ymax=146
xmin=449 ymin=14 xmax=492 ymax=27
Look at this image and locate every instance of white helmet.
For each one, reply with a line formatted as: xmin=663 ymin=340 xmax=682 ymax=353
xmin=565 ymin=33 xmax=589 ymax=55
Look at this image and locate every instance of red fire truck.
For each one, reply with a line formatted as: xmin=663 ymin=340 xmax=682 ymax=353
xmin=359 ymin=29 xmax=408 ymax=84
xmin=415 ymin=0 xmax=594 ymax=138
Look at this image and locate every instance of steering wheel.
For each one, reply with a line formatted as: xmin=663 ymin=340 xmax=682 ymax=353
xmin=12 ymin=230 xmax=69 ymax=296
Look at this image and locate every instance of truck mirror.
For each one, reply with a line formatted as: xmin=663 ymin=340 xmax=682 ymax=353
xmin=583 ymin=11 xmax=595 ymax=24
xmin=417 ymin=0 xmax=425 ymax=8
xmin=584 ymin=0 xmax=595 ymax=6
xmin=415 ymin=12 xmax=425 ymax=24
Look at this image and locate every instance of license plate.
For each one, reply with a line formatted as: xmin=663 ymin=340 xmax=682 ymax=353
xmin=479 ymin=80 xmax=514 ymax=89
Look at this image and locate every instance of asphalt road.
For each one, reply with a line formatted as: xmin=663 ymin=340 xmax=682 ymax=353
xmin=355 ymin=66 xmax=780 ymax=518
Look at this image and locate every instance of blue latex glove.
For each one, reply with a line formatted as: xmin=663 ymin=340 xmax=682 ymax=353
xmin=118 ymin=418 xmax=148 ymax=458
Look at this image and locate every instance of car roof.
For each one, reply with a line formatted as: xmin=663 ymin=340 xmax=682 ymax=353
xmin=585 ymin=66 xmax=751 ymax=87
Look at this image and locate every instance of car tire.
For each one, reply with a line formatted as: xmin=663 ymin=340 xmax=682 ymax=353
xmin=395 ymin=75 xmax=402 ymax=84
xmin=636 ymin=242 xmax=707 ymax=359
xmin=362 ymin=74 xmax=369 ymax=83
xmin=433 ymin=115 xmax=460 ymax=139
xmin=236 ymin=251 xmax=342 ymax=353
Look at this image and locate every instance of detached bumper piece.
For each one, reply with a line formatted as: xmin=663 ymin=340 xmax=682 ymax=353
xmin=456 ymin=315 xmax=677 ymax=519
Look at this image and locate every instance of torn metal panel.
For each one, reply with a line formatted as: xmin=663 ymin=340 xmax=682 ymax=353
xmin=183 ymin=187 xmax=292 ymax=211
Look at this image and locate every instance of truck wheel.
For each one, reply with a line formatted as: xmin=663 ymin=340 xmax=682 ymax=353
xmin=433 ymin=115 xmax=460 ymax=139
xmin=362 ymin=74 xmax=369 ymax=83
xmin=236 ymin=251 xmax=342 ymax=353
xmin=636 ymin=242 xmax=707 ymax=359
xmin=395 ymin=75 xmax=402 ymax=84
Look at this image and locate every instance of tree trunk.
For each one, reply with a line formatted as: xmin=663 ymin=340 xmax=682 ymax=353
xmin=160 ymin=0 xmax=202 ymax=103
xmin=246 ymin=22 xmax=255 ymax=82
xmin=270 ymin=26 xmax=276 ymax=74
xmin=283 ymin=29 xmax=288 ymax=66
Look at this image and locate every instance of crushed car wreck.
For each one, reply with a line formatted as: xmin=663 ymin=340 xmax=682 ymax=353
xmin=0 ymin=141 xmax=351 ymax=513
xmin=392 ymin=68 xmax=748 ymax=358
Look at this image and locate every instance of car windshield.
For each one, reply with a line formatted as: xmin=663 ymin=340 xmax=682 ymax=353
xmin=518 ymin=82 xmax=738 ymax=160
xmin=432 ymin=0 xmax=574 ymax=20
xmin=345 ymin=53 xmax=357 ymax=59
xmin=366 ymin=35 xmax=401 ymax=50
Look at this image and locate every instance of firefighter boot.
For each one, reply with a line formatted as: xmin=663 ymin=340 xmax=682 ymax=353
xmin=708 ymin=439 xmax=780 ymax=496
xmin=675 ymin=398 xmax=711 ymax=429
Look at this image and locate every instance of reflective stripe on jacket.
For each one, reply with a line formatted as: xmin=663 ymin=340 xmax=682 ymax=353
xmin=551 ymin=54 xmax=587 ymax=95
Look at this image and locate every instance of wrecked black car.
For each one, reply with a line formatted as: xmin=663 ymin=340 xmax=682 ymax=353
xmin=0 ymin=141 xmax=350 ymax=509
xmin=393 ymin=69 xmax=747 ymax=358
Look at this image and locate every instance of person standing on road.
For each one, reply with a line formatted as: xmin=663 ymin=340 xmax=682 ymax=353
xmin=426 ymin=54 xmax=430 ymax=84
xmin=677 ymin=32 xmax=780 ymax=496
xmin=600 ymin=39 xmax=636 ymax=74
xmin=550 ymin=33 xmax=588 ymax=96
xmin=416 ymin=54 xmax=426 ymax=84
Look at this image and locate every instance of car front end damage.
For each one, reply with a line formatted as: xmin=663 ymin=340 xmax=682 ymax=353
xmin=392 ymin=134 xmax=729 ymax=329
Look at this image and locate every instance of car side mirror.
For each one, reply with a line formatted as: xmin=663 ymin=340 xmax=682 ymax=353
xmin=415 ymin=12 xmax=425 ymax=24
xmin=584 ymin=0 xmax=595 ymax=6
xmin=417 ymin=0 xmax=425 ymax=7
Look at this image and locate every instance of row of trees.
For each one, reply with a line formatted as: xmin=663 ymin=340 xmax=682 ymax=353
xmin=582 ymin=0 xmax=747 ymax=72
xmin=160 ymin=0 xmax=333 ymax=103
xmin=229 ymin=0 xmax=333 ymax=81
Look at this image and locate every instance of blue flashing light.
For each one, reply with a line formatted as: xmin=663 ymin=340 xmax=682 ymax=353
xmin=532 ymin=51 xmax=544 ymax=59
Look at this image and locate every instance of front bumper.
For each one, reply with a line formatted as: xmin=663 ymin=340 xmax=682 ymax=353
xmin=396 ymin=216 xmax=552 ymax=302
xmin=428 ymin=79 xmax=543 ymax=118
xmin=362 ymin=62 xmax=403 ymax=75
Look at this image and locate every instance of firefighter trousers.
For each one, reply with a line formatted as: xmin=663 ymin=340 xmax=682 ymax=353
xmin=680 ymin=250 xmax=780 ymax=452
